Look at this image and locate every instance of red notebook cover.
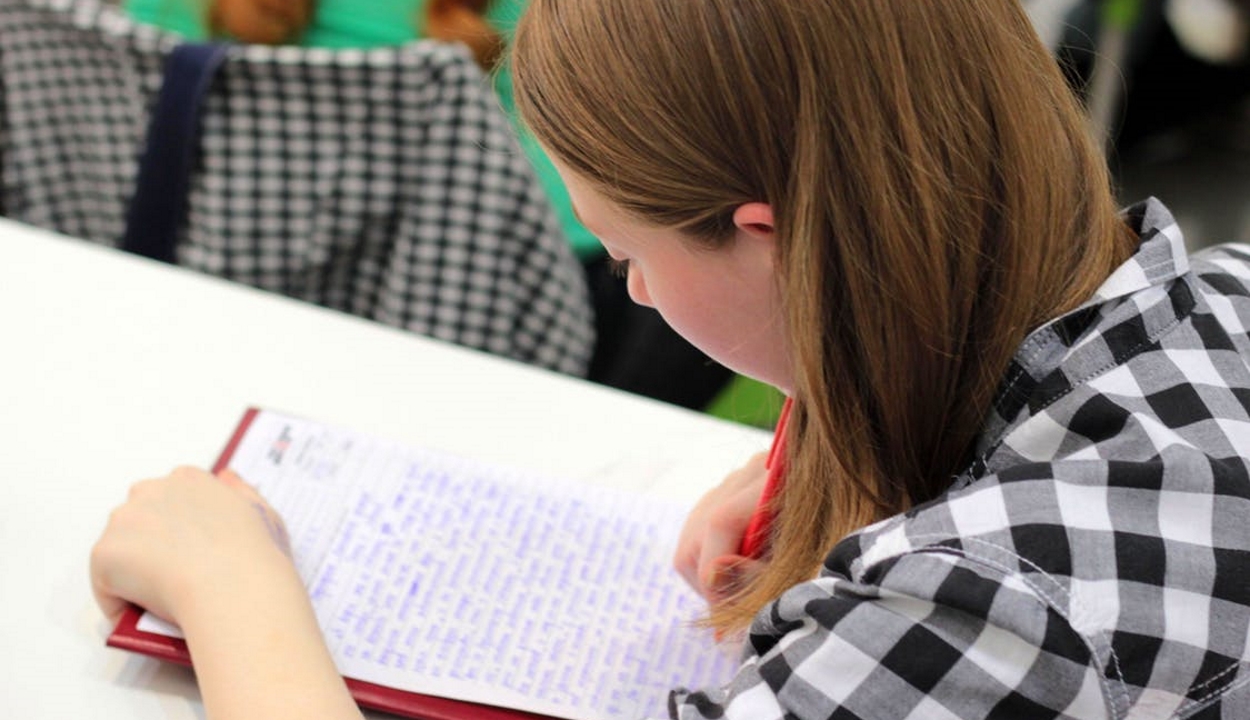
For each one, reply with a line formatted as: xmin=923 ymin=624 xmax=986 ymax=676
xmin=106 ymin=408 xmax=554 ymax=720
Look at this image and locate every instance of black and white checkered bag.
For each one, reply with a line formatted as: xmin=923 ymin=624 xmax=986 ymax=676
xmin=0 ymin=0 xmax=595 ymax=376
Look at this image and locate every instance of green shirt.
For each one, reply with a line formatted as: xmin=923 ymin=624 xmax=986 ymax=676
xmin=123 ymin=0 xmax=602 ymax=259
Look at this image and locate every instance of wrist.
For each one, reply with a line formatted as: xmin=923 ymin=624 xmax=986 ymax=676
xmin=172 ymin=542 xmax=305 ymax=638
xmin=174 ymin=553 xmax=363 ymax=720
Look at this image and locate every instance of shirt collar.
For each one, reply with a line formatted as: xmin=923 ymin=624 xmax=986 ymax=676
xmin=1079 ymin=197 xmax=1189 ymax=308
xmin=1014 ymin=197 xmax=1190 ymax=355
xmin=966 ymin=198 xmax=1196 ymax=473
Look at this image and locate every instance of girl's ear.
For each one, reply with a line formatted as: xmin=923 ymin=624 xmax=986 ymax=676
xmin=732 ymin=203 xmax=776 ymax=240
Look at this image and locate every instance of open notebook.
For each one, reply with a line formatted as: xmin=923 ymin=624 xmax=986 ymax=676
xmin=108 ymin=408 xmax=740 ymax=720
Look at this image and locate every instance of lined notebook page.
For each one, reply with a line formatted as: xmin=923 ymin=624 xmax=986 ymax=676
xmin=139 ymin=410 xmax=740 ymax=720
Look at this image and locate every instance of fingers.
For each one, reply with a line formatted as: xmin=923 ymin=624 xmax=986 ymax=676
xmin=91 ymin=482 xmax=166 ymax=626
xmin=694 ymin=480 xmax=764 ymax=590
xmin=90 ymin=528 xmax=130 ymax=625
xmin=92 ymin=588 xmax=129 ymax=626
xmin=674 ymin=451 xmax=772 ymax=600
xmin=91 ymin=492 xmax=180 ymax=626
xmin=674 ymin=542 xmax=699 ymax=592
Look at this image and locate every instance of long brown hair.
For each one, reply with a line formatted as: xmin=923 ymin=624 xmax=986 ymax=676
xmin=513 ymin=0 xmax=1135 ymax=632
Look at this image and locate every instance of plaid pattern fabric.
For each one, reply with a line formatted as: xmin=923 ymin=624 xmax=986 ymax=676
xmin=0 ymin=0 xmax=594 ymax=376
xmin=672 ymin=199 xmax=1250 ymax=719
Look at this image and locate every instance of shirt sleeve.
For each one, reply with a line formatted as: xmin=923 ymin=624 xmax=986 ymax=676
xmin=668 ymin=552 xmax=1110 ymax=720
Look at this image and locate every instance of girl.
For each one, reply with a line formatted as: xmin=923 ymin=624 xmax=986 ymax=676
xmin=91 ymin=1 xmax=1250 ymax=718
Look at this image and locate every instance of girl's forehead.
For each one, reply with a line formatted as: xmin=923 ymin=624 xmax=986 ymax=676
xmin=552 ymin=163 xmax=619 ymax=234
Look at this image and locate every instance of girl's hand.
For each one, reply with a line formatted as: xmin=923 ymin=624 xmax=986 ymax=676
xmin=90 ymin=466 xmax=293 ymax=626
xmin=674 ymin=452 xmax=768 ymax=604
xmin=92 ymin=468 xmax=365 ymax=720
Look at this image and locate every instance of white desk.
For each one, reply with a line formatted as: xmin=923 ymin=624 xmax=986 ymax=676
xmin=0 ymin=219 xmax=769 ymax=719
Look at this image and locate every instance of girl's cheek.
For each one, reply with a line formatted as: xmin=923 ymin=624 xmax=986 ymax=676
xmin=626 ymin=268 xmax=654 ymax=307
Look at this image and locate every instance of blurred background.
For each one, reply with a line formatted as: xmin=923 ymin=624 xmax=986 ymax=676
xmin=1025 ymin=0 xmax=1249 ymax=250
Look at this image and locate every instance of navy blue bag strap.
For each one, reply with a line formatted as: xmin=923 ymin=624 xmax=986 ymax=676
xmin=122 ymin=43 xmax=231 ymax=263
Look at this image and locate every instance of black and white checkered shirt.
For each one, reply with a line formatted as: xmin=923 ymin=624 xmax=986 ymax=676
xmin=672 ymin=199 xmax=1250 ymax=719
xmin=0 ymin=0 xmax=594 ymax=375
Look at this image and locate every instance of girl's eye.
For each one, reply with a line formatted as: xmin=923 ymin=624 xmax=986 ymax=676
xmin=608 ymin=257 xmax=631 ymax=279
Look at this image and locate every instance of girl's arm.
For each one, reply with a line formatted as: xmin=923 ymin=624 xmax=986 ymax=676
xmin=91 ymin=467 xmax=364 ymax=720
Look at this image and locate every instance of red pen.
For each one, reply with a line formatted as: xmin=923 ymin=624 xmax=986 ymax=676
xmin=739 ymin=397 xmax=792 ymax=559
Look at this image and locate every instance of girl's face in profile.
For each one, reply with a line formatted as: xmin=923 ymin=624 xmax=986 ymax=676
xmin=556 ymin=163 xmax=793 ymax=394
